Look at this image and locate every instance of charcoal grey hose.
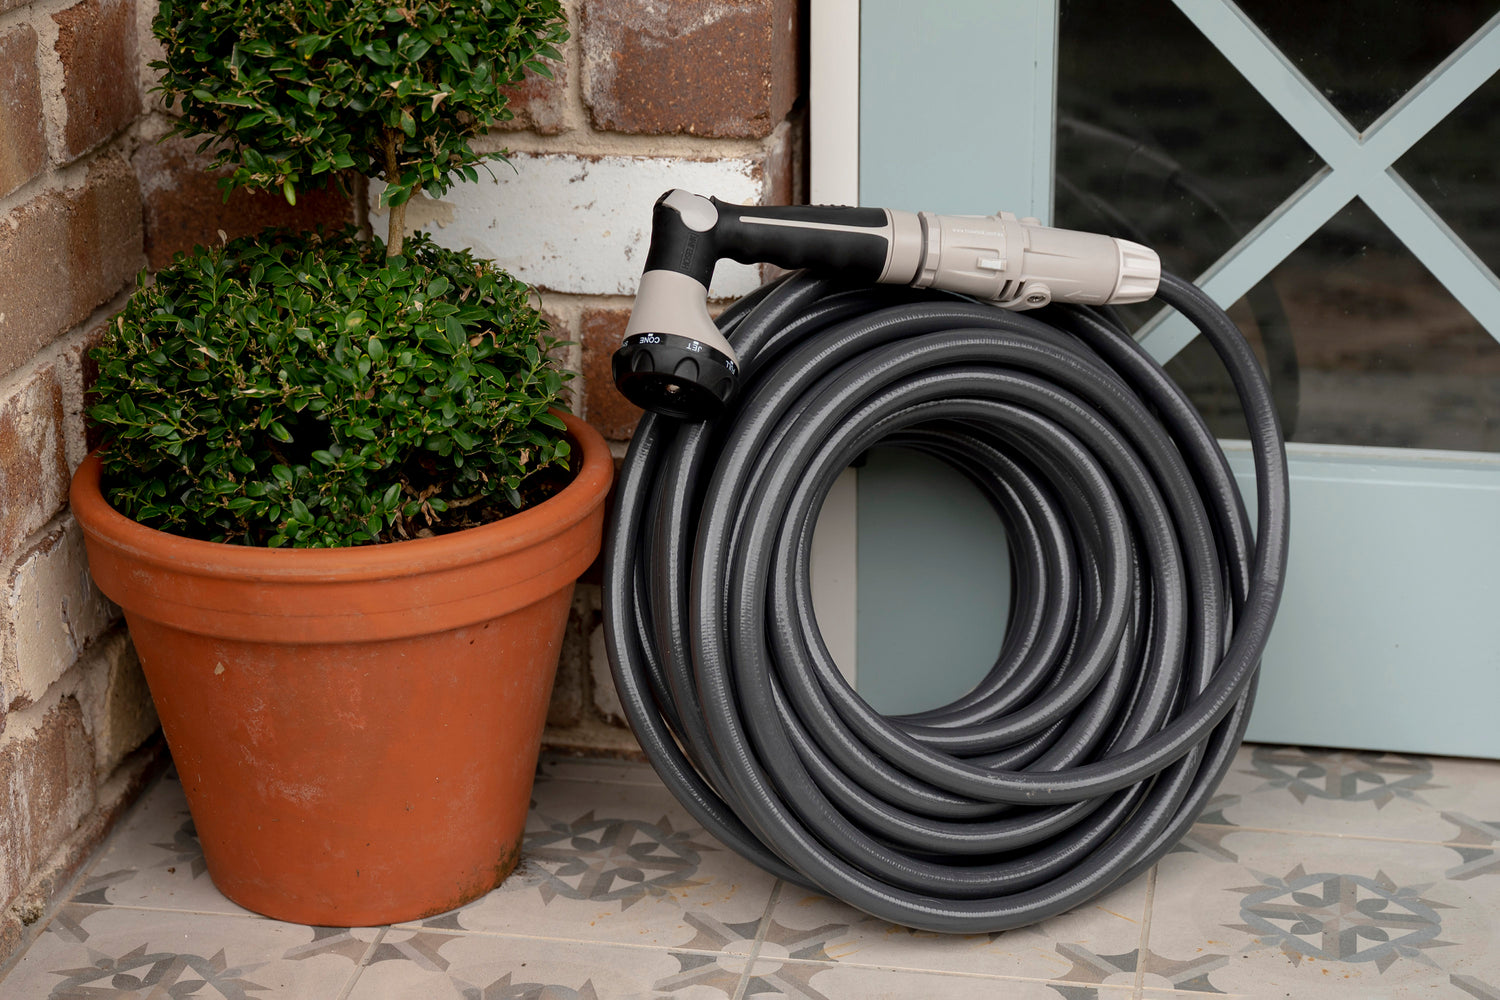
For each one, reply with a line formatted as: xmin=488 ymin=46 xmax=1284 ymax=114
xmin=601 ymin=271 xmax=1289 ymax=933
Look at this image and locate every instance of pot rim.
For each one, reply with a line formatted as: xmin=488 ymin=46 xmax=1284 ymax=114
xmin=70 ymin=409 xmax=613 ymax=583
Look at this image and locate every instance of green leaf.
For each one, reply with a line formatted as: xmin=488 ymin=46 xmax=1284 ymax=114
xmin=89 ymin=228 xmax=574 ymax=548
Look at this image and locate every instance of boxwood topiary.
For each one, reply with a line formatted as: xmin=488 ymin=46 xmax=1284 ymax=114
xmin=89 ymin=228 xmax=574 ymax=548
xmin=152 ymin=0 xmax=568 ymax=256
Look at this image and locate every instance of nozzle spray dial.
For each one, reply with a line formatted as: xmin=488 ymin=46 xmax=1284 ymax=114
xmin=613 ymin=190 xmax=1161 ymax=420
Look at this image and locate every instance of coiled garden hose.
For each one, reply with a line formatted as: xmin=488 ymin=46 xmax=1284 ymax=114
xmin=601 ymin=193 xmax=1289 ymax=933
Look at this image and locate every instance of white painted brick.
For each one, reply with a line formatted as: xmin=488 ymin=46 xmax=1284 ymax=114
xmin=0 ymin=363 xmax=70 ymax=561
xmin=58 ymin=326 xmax=102 ymax=474
xmin=70 ymin=628 xmax=158 ymax=777
xmin=589 ymin=621 xmax=625 ymax=726
xmin=370 ymin=152 xmax=767 ymax=298
xmin=3 ymin=516 xmax=119 ymax=710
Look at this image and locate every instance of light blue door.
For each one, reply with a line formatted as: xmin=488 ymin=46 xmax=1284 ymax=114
xmin=850 ymin=0 xmax=1500 ymax=757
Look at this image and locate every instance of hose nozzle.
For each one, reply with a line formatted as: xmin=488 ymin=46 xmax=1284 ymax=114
xmin=614 ymin=191 xmax=1162 ymax=420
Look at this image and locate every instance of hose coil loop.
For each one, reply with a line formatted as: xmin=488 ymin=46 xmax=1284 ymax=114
xmin=603 ymin=271 xmax=1289 ymax=932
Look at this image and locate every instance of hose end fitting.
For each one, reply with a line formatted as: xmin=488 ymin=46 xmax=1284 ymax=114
xmin=911 ymin=211 xmax=1161 ymax=310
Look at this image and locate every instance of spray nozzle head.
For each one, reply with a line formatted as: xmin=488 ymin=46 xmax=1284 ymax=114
xmin=612 ymin=332 xmax=738 ymax=421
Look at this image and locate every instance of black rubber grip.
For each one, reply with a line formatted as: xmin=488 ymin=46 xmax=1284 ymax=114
xmin=642 ymin=194 xmax=719 ymax=287
xmin=729 ymin=204 xmax=890 ymax=227
xmin=711 ymin=199 xmax=890 ymax=278
xmin=641 ymin=192 xmax=892 ymax=289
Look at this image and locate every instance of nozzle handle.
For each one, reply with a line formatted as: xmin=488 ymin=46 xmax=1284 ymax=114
xmin=643 ymin=191 xmax=898 ymax=288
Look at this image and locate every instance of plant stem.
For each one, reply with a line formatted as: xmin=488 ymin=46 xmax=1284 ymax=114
xmin=383 ymin=128 xmax=406 ymax=258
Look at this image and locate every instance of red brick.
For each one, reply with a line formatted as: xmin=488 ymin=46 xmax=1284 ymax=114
xmin=580 ymin=308 xmax=641 ymax=441
xmin=582 ymin=0 xmax=801 ymax=138
xmin=53 ymin=0 xmax=142 ymax=161
xmin=0 ymin=154 xmax=144 ymax=383
xmin=66 ymin=153 xmax=145 ymax=329
xmin=0 ymin=366 xmax=69 ymax=565
xmin=0 ymin=197 xmax=70 ymax=381
xmin=0 ymin=738 xmax=162 ymax=968
xmin=134 ymin=135 xmax=356 ymax=270
xmin=495 ymin=61 xmax=570 ymax=136
xmin=0 ymin=697 xmax=96 ymax=910
xmin=0 ymin=26 xmax=47 ymax=198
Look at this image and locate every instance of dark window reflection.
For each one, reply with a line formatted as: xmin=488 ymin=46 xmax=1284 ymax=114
xmin=1398 ymin=70 xmax=1500 ymax=277
xmin=1239 ymin=2 xmax=1494 ymax=130
xmin=1056 ymin=0 xmax=1500 ymax=453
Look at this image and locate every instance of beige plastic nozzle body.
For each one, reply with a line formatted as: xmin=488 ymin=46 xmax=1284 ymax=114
xmin=883 ymin=210 xmax=1160 ymax=310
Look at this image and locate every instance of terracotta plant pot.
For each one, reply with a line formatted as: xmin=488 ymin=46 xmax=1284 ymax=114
xmin=69 ymin=412 xmax=613 ymax=926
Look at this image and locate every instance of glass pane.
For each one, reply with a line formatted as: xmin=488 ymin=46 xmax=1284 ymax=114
xmin=1238 ymin=1 xmax=1499 ymax=130
xmin=1056 ymin=0 xmax=1320 ymax=279
xmin=1397 ymin=69 xmax=1500 ymax=277
xmin=1058 ymin=0 xmax=1500 ymax=454
xmin=1165 ymin=200 xmax=1500 ymax=452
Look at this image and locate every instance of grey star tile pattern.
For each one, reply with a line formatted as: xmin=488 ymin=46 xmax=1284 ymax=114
xmin=3 ymin=744 xmax=1500 ymax=999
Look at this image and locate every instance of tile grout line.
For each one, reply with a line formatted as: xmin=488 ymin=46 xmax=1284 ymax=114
xmin=59 ymin=901 xmax=270 ymax=921
xmin=732 ymin=879 xmax=783 ymax=1000
xmin=334 ymin=926 xmax=388 ymax=1000
xmin=380 ymin=925 xmax=782 ymax=958
xmin=709 ymin=953 xmax=1184 ymax=990
xmin=1192 ymin=820 xmax=1481 ymax=848
xmin=1133 ymin=865 xmax=1158 ymax=1000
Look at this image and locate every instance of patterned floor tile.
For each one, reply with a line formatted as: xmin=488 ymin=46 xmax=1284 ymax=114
xmin=1210 ymin=744 xmax=1500 ymax=846
xmin=1147 ymin=827 xmax=1500 ymax=997
xmin=764 ymin=869 xmax=1149 ymax=985
xmin=66 ymin=768 xmax=258 ymax=917
xmin=395 ymin=775 xmax=779 ymax=952
xmin=733 ymin=958 xmax=1138 ymax=999
xmin=344 ymin=931 xmax=730 ymax=1000
xmin=8 ymin=749 xmax=1500 ymax=1000
xmin=3 ymin=903 xmax=362 ymax=999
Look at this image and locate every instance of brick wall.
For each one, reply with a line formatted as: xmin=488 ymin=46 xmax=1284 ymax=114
xmin=0 ymin=0 xmax=356 ymax=963
xmin=368 ymin=0 xmax=807 ymax=755
xmin=0 ymin=0 xmax=805 ymax=960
